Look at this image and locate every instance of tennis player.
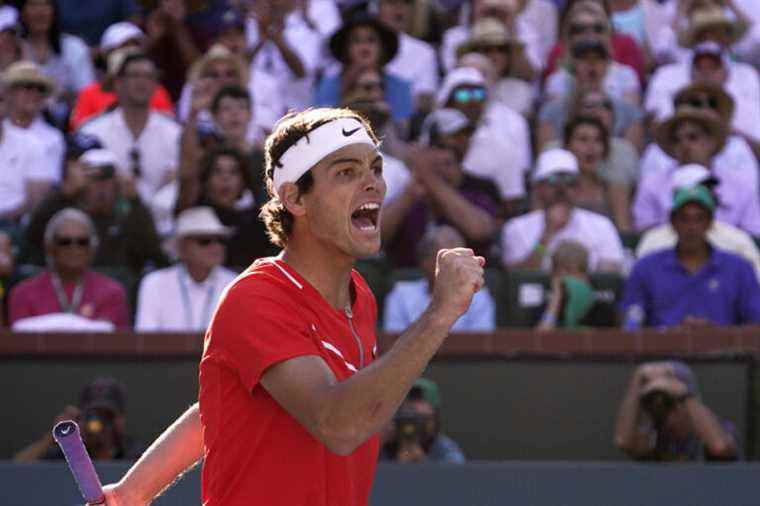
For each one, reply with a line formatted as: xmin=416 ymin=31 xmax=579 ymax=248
xmin=99 ymin=108 xmax=485 ymax=505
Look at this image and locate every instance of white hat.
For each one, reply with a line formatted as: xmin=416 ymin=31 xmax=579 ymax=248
xmin=420 ymin=108 xmax=470 ymax=144
xmin=532 ymin=149 xmax=579 ymax=182
xmin=436 ymin=67 xmax=486 ymax=107
xmin=0 ymin=8 xmax=18 ymax=32
xmin=175 ymin=207 xmax=233 ymax=239
xmin=100 ymin=22 xmax=144 ymax=52
xmin=79 ymin=148 xmax=118 ymax=167
xmin=671 ymin=163 xmax=719 ymax=189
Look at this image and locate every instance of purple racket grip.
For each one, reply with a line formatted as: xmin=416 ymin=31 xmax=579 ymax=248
xmin=53 ymin=420 xmax=106 ymax=505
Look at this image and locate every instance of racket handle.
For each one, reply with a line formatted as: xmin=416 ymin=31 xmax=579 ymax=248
xmin=53 ymin=420 xmax=106 ymax=505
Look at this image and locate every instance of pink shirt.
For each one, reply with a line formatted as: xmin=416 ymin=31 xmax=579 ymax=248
xmin=9 ymin=271 xmax=130 ymax=329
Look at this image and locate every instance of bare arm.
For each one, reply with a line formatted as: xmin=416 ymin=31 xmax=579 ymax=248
xmin=608 ymin=183 xmax=633 ymax=234
xmin=423 ymin=175 xmax=496 ymax=242
xmin=614 ymin=366 xmax=654 ymax=458
xmin=262 ymin=249 xmax=485 ymax=455
xmin=683 ymin=397 xmax=737 ymax=460
xmin=100 ymin=404 xmax=203 ymax=506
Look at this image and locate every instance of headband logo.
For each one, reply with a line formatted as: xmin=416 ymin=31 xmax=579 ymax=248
xmin=342 ymin=126 xmax=361 ymax=137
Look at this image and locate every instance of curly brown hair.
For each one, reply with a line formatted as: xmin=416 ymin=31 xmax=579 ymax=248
xmin=259 ymin=108 xmax=379 ymax=248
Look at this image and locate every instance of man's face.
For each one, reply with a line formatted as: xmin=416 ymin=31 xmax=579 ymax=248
xmin=447 ymin=85 xmax=486 ymax=124
xmin=671 ymin=120 xmax=717 ymax=165
xmin=354 ymin=70 xmax=385 ymax=102
xmin=117 ymin=59 xmax=157 ymax=108
xmin=179 ymin=235 xmax=226 ymax=273
xmin=206 ymin=154 xmax=245 ymax=208
xmin=567 ymin=123 xmax=605 ymax=174
xmin=577 ymin=92 xmax=613 ymax=132
xmin=81 ymin=165 xmax=119 ymax=215
xmin=438 ymin=128 xmax=472 ymax=163
xmin=676 ymin=91 xmax=726 ymax=122
xmin=8 ymin=82 xmax=46 ymax=118
xmin=574 ymin=52 xmax=608 ymax=86
xmin=214 ymin=96 xmax=251 ymax=142
xmin=348 ymin=26 xmax=382 ymax=68
xmin=671 ymin=202 xmax=712 ymax=250
xmin=535 ymin=174 xmax=577 ymax=207
xmin=297 ymin=143 xmax=386 ymax=260
xmin=202 ymin=59 xmax=240 ymax=88
xmin=48 ymin=219 xmax=94 ymax=274
xmin=692 ymin=54 xmax=727 ymax=85
xmin=378 ymin=0 xmax=411 ymax=33
xmin=217 ymin=27 xmax=246 ymax=55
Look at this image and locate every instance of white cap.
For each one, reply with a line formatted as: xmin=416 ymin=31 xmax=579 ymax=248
xmin=436 ymin=67 xmax=486 ymax=107
xmin=671 ymin=163 xmax=717 ymax=189
xmin=532 ymin=149 xmax=579 ymax=182
xmin=0 ymin=8 xmax=18 ymax=32
xmin=100 ymin=22 xmax=144 ymax=52
xmin=79 ymin=148 xmax=118 ymax=167
xmin=175 ymin=207 xmax=233 ymax=239
xmin=420 ymin=108 xmax=470 ymax=144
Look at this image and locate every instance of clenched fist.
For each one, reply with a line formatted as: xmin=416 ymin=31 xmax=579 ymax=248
xmin=430 ymin=248 xmax=486 ymax=327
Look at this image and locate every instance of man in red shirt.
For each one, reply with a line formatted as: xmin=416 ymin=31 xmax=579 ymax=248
xmin=99 ymin=108 xmax=485 ymax=505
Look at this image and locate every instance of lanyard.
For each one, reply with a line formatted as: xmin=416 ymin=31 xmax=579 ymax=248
xmin=177 ymin=266 xmax=216 ymax=330
xmin=51 ymin=274 xmax=84 ymax=314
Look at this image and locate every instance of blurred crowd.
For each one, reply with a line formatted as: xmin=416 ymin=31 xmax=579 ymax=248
xmin=0 ymin=0 xmax=758 ymax=334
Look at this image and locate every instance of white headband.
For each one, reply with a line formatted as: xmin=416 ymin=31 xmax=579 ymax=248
xmin=273 ymin=117 xmax=376 ymax=198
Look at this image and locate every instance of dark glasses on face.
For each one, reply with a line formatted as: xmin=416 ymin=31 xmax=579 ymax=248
xmin=357 ymin=80 xmax=383 ymax=93
xmin=193 ymin=237 xmax=225 ymax=246
xmin=677 ymin=96 xmax=719 ymax=110
xmin=14 ymin=81 xmax=48 ymax=93
xmin=582 ymin=99 xmax=612 ymax=110
xmin=544 ymin=173 xmax=578 ymax=186
xmin=452 ymin=87 xmax=486 ymax=104
xmin=55 ymin=236 xmax=90 ymax=247
xmin=569 ymin=23 xmax=607 ymax=36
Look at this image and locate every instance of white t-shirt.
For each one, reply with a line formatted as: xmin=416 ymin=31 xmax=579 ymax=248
xmin=23 ymin=34 xmax=95 ymax=93
xmin=645 ymin=60 xmax=760 ymax=142
xmin=79 ymin=108 xmax=181 ymax=202
xmin=135 ymin=264 xmax=238 ymax=332
xmin=0 ymin=125 xmax=46 ymax=215
xmin=544 ymin=62 xmax=640 ymax=104
xmin=383 ymin=278 xmax=495 ymax=332
xmin=245 ymin=11 xmax=322 ymax=111
xmin=491 ymin=77 xmax=535 ymax=116
xmin=501 ymin=207 xmax=625 ymax=270
xmin=386 ymin=32 xmax=440 ymax=98
xmin=463 ymin=103 xmax=531 ymax=200
xmin=4 ymin=116 xmax=64 ymax=182
xmin=382 ymin=151 xmax=411 ymax=204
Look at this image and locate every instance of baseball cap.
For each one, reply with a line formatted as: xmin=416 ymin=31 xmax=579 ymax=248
xmin=532 ymin=148 xmax=579 ymax=183
xmin=420 ymin=108 xmax=470 ymax=145
xmin=100 ymin=21 xmax=144 ymax=52
xmin=672 ymin=185 xmax=716 ymax=214
xmin=409 ymin=377 xmax=440 ymax=408
xmin=79 ymin=377 xmax=126 ymax=414
xmin=79 ymin=148 xmax=118 ymax=168
xmin=671 ymin=164 xmax=719 ymax=190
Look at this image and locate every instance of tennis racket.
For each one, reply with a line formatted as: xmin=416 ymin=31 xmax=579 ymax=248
xmin=53 ymin=420 xmax=106 ymax=505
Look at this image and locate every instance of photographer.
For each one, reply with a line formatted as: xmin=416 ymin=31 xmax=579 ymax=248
xmin=14 ymin=377 xmax=143 ymax=462
xmin=614 ymin=361 xmax=739 ymax=461
xmin=380 ymin=378 xmax=465 ymax=463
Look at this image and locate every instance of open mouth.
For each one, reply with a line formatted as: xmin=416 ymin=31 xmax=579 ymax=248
xmin=351 ymin=202 xmax=380 ymax=232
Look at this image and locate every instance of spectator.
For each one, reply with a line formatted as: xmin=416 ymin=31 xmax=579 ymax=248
xmin=316 ymin=13 xmax=413 ymax=123
xmin=0 ymin=77 xmax=48 ymax=221
xmin=135 ymin=207 xmax=237 ymax=332
xmin=70 ymin=26 xmax=175 ymax=130
xmin=245 ymin=0 xmax=321 ymax=111
xmin=633 ymin=106 xmax=760 ymax=235
xmin=538 ymin=85 xmax=644 ymax=152
xmin=501 ymin=148 xmax=625 ymax=272
xmin=14 ymin=377 xmax=144 ymax=461
xmin=18 ymin=0 xmax=95 ymax=98
xmin=645 ymin=7 xmax=760 ymax=145
xmin=544 ymin=0 xmax=645 ymax=83
xmin=441 ymin=0 xmax=559 ymax=77
xmin=25 ymin=143 xmax=167 ymax=278
xmin=177 ymin=146 xmax=275 ymax=271
xmin=2 ymin=60 xmax=63 ymax=184
xmin=56 ymin=0 xmax=139 ymax=47
xmin=437 ymin=66 xmax=531 ymax=214
xmin=636 ymin=164 xmax=760 ymax=281
xmin=640 ymin=81 xmax=759 ymax=179
xmin=382 ymin=108 xmax=502 ymax=267
xmin=544 ymin=37 xmax=640 ymax=106
xmin=614 ymin=361 xmax=739 ymax=461
xmin=9 ymin=207 xmax=130 ymax=331
xmin=376 ymin=0 xmax=440 ymax=112
xmin=145 ymin=0 xmax=202 ymax=102
xmin=79 ymin=51 xmax=182 ymax=214
xmin=560 ymin=115 xmax=635 ymax=231
xmin=384 ymin=225 xmax=495 ymax=332
xmin=380 ymin=377 xmax=466 ymax=463
xmin=455 ymin=16 xmax=535 ymax=116
xmin=622 ymin=185 xmax=760 ymax=329
xmin=0 ymin=10 xmax=21 ymax=72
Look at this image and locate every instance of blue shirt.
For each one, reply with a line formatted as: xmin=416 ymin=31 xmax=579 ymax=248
xmin=313 ymin=71 xmax=413 ymax=121
xmin=621 ymin=248 xmax=760 ymax=328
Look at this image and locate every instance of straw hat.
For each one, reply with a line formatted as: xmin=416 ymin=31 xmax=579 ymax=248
xmin=655 ymin=106 xmax=728 ymax=160
xmin=2 ymin=60 xmax=55 ymax=95
xmin=678 ymin=6 xmax=747 ymax=48
xmin=456 ymin=17 xmax=524 ymax=59
xmin=673 ymin=82 xmax=734 ymax=123
xmin=188 ymin=44 xmax=249 ymax=85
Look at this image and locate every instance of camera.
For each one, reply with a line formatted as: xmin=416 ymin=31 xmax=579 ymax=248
xmin=393 ymin=407 xmax=429 ymax=445
xmin=641 ymin=389 xmax=678 ymax=425
xmin=81 ymin=407 xmax=116 ymax=439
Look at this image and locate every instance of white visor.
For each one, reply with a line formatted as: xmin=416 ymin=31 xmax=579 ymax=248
xmin=273 ymin=117 xmax=377 ymax=198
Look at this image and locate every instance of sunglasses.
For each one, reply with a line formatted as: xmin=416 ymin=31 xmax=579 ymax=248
xmin=14 ymin=81 xmax=48 ymax=93
xmin=569 ymin=22 xmax=607 ymax=36
xmin=678 ymin=96 xmax=719 ymax=111
xmin=543 ymin=173 xmax=578 ymax=186
xmin=357 ymin=80 xmax=383 ymax=93
xmin=582 ymin=98 xmax=613 ymax=110
xmin=202 ymin=71 xmax=238 ymax=80
xmin=193 ymin=237 xmax=226 ymax=246
xmin=452 ymin=87 xmax=486 ymax=104
xmin=55 ymin=236 xmax=91 ymax=248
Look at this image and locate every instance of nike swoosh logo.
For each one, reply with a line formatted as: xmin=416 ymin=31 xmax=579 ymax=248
xmin=60 ymin=425 xmax=72 ymax=435
xmin=342 ymin=127 xmax=361 ymax=137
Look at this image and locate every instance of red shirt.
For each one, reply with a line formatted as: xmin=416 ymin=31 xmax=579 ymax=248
xmin=544 ymin=33 xmax=646 ymax=84
xmin=199 ymin=258 xmax=380 ymax=506
xmin=70 ymin=81 xmax=174 ymax=130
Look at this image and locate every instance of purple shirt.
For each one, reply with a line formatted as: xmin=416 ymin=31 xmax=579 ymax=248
xmin=621 ymin=248 xmax=760 ymax=328
xmin=633 ymin=164 xmax=760 ymax=235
